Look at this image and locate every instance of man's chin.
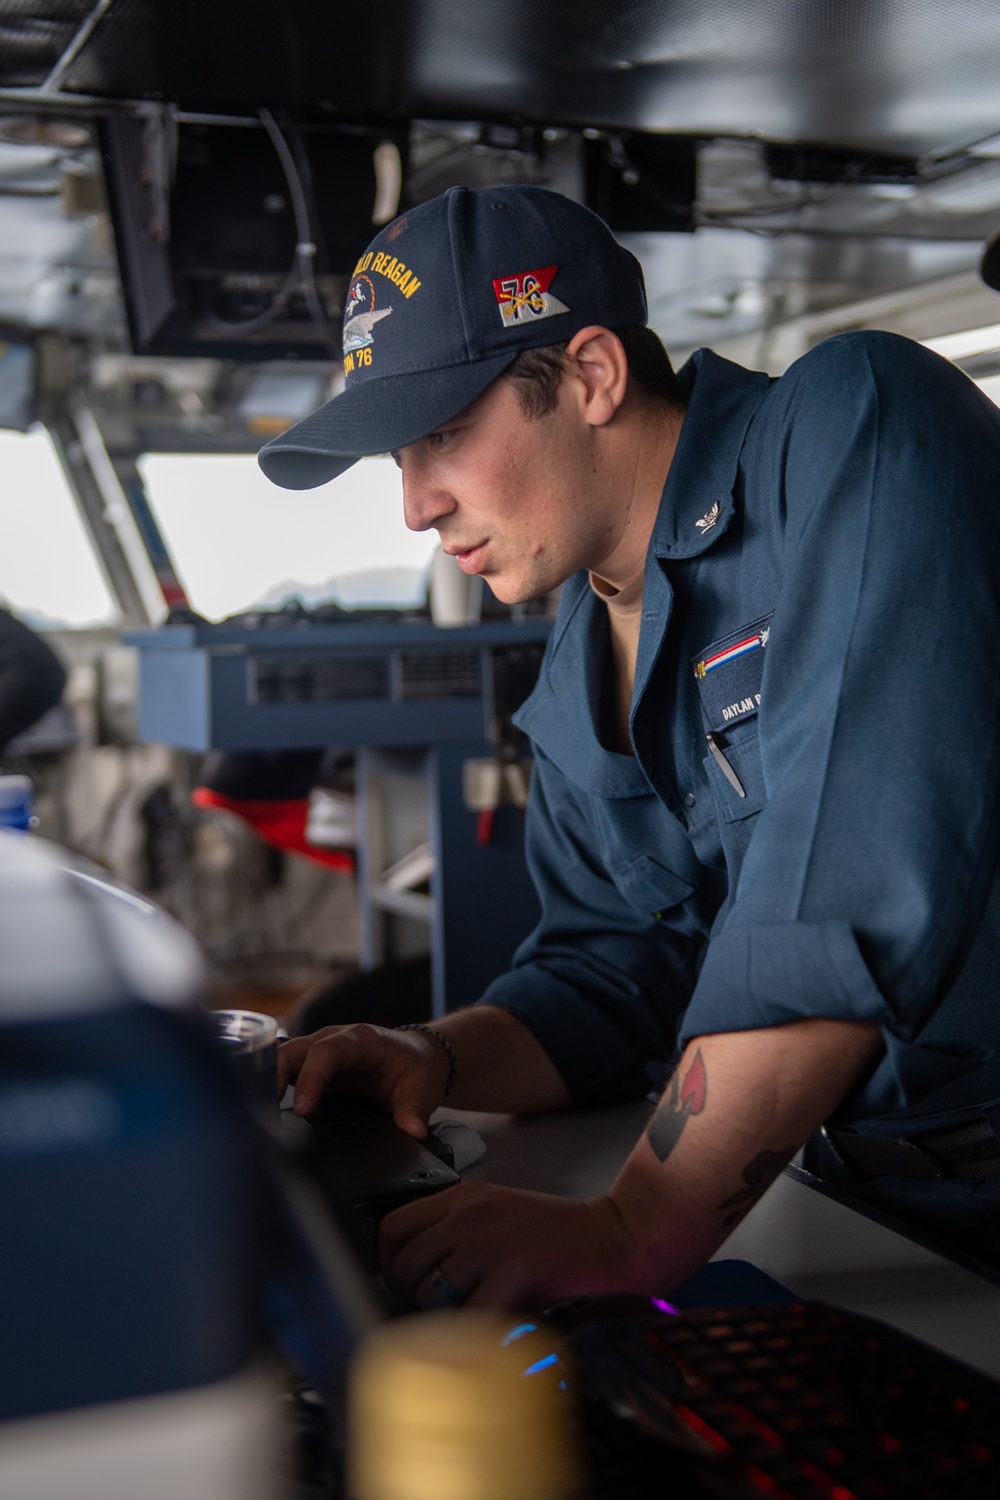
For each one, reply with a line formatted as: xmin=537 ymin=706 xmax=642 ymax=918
xmin=486 ymin=577 xmax=538 ymax=606
xmin=485 ymin=564 xmax=564 ymax=607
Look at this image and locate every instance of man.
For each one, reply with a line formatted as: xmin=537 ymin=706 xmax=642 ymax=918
xmin=260 ymin=185 xmax=1000 ymax=1308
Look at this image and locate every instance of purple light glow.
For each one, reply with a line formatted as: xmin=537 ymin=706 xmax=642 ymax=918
xmin=650 ymin=1297 xmax=678 ymax=1315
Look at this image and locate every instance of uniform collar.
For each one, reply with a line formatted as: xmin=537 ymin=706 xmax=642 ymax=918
xmin=515 ymin=577 xmax=653 ymax=797
xmin=651 ymin=348 xmax=772 ymax=560
xmin=514 ymin=349 xmax=773 ymax=794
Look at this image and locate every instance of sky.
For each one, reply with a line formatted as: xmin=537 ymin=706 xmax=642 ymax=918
xmin=0 ymin=431 xmax=437 ymax=626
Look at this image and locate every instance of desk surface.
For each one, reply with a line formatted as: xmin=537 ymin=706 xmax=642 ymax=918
xmin=438 ymin=1099 xmax=1000 ymax=1381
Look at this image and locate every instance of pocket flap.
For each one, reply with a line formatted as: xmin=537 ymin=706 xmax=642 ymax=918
xmin=607 ymin=852 xmax=695 ymax=917
xmin=693 ymin=613 xmax=773 ymax=733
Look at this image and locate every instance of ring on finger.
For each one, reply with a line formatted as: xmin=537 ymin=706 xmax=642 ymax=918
xmin=428 ymin=1266 xmax=467 ymax=1308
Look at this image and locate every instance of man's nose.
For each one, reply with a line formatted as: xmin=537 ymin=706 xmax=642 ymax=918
xmin=400 ymin=457 xmax=454 ymax=534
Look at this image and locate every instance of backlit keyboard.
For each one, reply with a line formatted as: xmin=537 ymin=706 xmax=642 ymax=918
xmin=555 ymin=1298 xmax=1000 ymax=1499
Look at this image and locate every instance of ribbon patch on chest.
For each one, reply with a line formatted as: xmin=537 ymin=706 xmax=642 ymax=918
xmin=692 ymin=613 xmax=773 ymax=733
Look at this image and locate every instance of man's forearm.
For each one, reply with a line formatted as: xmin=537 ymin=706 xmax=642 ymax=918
xmin=607 ymin=1017 xmax=882 ymax=1293
xmin=433 ymin=1004 xmax=572 ymax=1114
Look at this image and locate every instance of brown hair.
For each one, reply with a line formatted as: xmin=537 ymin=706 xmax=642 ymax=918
xmin=503 ymin=325 xmax=685 ymax=419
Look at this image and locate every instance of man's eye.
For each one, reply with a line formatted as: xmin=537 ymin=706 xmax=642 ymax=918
xmin=428 ymin=429 xmax=453 ymax=448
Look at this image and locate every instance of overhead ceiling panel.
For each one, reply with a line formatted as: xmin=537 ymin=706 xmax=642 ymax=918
xmin=632 ymin=226 xmax=981 ymax=356
xmin=57 ymin=0 xmax=413 ymax=118
xmin=45 ymin=0 xmax=1000 ymax=160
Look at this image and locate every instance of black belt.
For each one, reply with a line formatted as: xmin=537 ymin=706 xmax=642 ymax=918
xmin=824 ymin=1118 xmax=1000 ymax=1182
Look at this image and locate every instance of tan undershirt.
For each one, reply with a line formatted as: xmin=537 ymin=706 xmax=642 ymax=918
xmin=589 ymin=567 xmax=645 ymax=756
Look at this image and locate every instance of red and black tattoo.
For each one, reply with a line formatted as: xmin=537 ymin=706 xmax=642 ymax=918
xmin=717 ymin=1145 xmax=799 ymax=1228
xmin=646 ymin=1048 xmax=707 ymax=1162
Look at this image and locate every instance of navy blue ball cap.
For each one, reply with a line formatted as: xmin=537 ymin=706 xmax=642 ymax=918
xmin=258 ymin=184 xmax=648 ymax=491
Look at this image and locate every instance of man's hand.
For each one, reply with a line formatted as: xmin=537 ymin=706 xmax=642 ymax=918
xmin=380 ymin=1182 xmax=642 ymax=1309
xmin=278 ymin=1005 xmax=573 ymax=1132
xmin=278 ymin=1024 xmax=450 ymax=1138
xmin=374 ymin=1016 xmax=881 ymax=1307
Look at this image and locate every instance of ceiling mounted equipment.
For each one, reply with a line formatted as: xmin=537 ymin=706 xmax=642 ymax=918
xmin=3 ymin=2 xmax=1000 ymax=365
xmin=100 ymin=113 xmax=407 ymax=360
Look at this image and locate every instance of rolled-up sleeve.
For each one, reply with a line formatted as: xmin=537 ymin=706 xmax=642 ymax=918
xmin=681 ymin=336 xmax=1000 ymax=1097
xmin=477 ymin=745 xmax=703 ymax=1105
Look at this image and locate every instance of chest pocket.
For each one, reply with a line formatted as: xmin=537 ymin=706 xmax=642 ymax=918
xmin=693 ymin=615 xmax=772 ymax=837
xmin=702 ymin=722 xmax=766 ymax=824
xmin=607 ymin=850 xmax=695 ymax=916
xmin=590 ymin=791 xmax=698 ymax=918
xmin=693 ymin=612 xmax=772 ymax=735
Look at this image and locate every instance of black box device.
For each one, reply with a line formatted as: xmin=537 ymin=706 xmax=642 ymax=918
xmin=272 ymin=1094 xmax=460 ymax=1270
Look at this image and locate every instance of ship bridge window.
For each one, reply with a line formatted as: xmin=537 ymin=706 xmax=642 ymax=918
xmin=138 ymin=452 xmax=437 ymax=622
xmin=0 ymin=426 xmax=118 ymax=629
xmin=923 ymin=323 xmax=1000 ymax=411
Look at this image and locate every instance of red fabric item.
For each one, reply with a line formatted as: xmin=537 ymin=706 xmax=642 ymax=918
xmin=191 ymin=786 xmax=355 ymax=872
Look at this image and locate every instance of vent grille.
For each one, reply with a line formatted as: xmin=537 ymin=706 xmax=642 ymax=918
xmin=399 ymin=651 xmax=481 ymax=700
xmin=253 ymin=655 xmax=389 ymax=703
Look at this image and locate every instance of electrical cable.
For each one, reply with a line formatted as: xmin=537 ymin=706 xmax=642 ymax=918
xmin=282 ymin=116 xmax=340 ymax=355
xmin=204 ymin=258 xmax=301 ymax=336
xmin=259 ymin=107 xmax=339 ymax=355
xmin=205 ymin=107 xmax=339 ymax=355
xmin=694 ymin=157 xmax=901 ymax=236
xmin=201 ymin=109 xmax=301 ymax=336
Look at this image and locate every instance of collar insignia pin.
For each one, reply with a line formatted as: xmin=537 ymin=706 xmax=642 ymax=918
xmin=695 ymin=502 xmax=720 ymax=534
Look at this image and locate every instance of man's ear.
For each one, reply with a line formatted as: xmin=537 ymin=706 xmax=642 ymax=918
xmin=564 ymin=326 xmax=629 ymax=428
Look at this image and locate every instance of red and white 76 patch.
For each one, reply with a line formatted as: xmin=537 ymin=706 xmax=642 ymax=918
xmin=492 ymin=265 xmax=570 ymax=327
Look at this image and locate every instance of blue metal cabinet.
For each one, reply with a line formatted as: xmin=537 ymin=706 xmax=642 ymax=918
xmin=126 ymin=620 xmax=550 ymax=1012
xmin=126 ymin=620 xmax=551 ymax=751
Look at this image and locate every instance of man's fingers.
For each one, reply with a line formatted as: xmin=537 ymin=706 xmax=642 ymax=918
xmin=379 ymin=1190 xmax=452 ymax=1270
xmin=278 ymin=1022 xmax=443 ymax=1123
xmin=276 ymin=1034 xmax=316 ymax=1093
xmin=377 ymin=1182 xmax=455 ymax=1278
xmin=290 ymin=1028 xmax=358 ymax=1114
xmin=462 ymin=1271 xmax=521 ymax=1310
xmin=414 ymin=1260 xmax=482 ymax=1310
xmin=382 ymin=1216 xmax=456 ymax=1298
xmin=390 ymin=1098 xmax=430 ymax=1139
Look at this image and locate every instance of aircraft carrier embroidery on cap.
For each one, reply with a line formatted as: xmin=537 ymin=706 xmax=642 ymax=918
xmin=342 ymin=274 xmax=393 ymax=354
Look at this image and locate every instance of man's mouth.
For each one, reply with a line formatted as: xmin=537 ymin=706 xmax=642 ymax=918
xmin=450 ymin=542 xmax=488 ymax=574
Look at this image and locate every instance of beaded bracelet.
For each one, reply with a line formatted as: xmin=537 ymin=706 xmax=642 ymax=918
xmin=396 ymin=1022 xmax=458 ymax=1096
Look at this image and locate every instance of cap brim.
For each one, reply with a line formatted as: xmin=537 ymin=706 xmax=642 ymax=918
xmin=258 ymin=351 xmax=518 ymax=490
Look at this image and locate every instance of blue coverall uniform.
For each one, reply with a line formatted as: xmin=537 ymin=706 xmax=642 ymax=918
xmin=477 ymin=330 xmax=1000 ymax=1256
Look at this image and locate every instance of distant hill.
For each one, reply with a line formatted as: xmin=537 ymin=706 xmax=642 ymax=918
xmin=256 ymin=564 xmax=429 ymax=612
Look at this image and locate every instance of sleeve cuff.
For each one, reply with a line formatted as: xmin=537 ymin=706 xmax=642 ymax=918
xmin=680 ymin=919 xmax=986 ymax=1115
xmin=680 ymin=920 xmax=895 ymax=1041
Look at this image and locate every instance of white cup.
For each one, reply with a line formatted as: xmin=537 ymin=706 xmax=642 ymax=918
xmin=429 ymin=547 xmax=483 ymax=627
